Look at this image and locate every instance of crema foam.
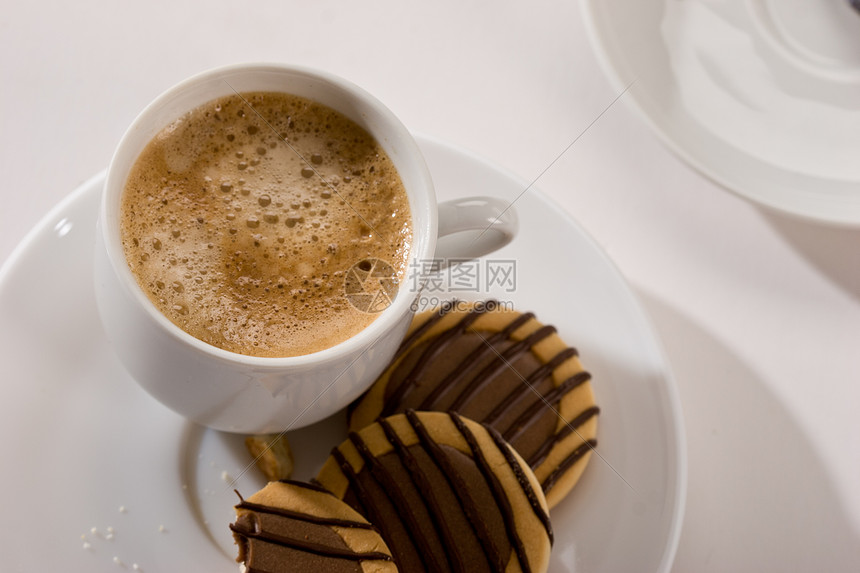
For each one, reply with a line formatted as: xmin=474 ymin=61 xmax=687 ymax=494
xmin=120 ymin=91 xmax=412 ymax=357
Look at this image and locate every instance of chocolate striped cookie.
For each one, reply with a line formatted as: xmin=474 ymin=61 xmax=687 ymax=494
xmin=230 ymin=480 xmax=397 ymax=573
xmin=315 ymin=410 xmax=553 ymax=573
xmin=348 ymin=301 xmax=599 ymax=508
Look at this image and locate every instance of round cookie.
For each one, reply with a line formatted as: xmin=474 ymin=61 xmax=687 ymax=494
xmin=348 ymin=301 xmax=599 ymax=509
xmin=230 ymin=479 xmax=397 ymax=573
xmin=315 ymin=410 xmax=553 ymax=573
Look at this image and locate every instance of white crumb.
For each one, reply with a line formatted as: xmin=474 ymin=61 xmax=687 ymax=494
xmin=82 ymin=542 xmax=91 ymax=550
xmin=119 ymin=505 xmax=127 ymax=513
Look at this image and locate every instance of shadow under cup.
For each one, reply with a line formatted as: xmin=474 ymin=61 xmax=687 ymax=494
xmin=94 ymin=64 xmax=437 ymax=434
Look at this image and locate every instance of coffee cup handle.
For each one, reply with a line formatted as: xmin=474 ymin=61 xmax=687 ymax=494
xmin=434 ymin=197 xmax=518 ymax=268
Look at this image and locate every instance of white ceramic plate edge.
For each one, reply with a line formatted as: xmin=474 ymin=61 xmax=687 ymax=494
xmin=578 ymin=0 xmax=860 ymax=227
xmin=0 ymin=170 xmax=106 ymax=286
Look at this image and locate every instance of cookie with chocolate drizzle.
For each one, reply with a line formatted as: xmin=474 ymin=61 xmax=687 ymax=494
xmin=230 ymin=480 xmax=397 ymax=573
xmin=347 ymin=301 xmax=599 ymax=508
xmin=315 ymin=410 xmax=553 ymax=573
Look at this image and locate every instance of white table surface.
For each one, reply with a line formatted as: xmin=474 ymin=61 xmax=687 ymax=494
xmin=2 ymin=1 xmax=858 ymax=571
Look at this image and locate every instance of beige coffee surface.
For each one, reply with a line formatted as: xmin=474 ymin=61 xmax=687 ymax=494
xmin=121 ymin=91 xmax=412 ymax=357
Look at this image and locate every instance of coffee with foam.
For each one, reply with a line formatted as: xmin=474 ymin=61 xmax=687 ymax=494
xmin=120 ymin=91 xmax=412 ymax=358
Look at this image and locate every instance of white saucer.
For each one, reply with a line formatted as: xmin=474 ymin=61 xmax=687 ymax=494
xmin=582 ymin=0 xmax=860 ymax=226
xmin=0 ymin=135 xmax=685 ymax=572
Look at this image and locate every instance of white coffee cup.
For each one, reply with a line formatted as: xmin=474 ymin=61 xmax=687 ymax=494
xmin=94 ymin=63 xmax=517 ymax=434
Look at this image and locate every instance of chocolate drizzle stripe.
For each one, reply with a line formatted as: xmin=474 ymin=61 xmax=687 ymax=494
xmin=229 ymin=522 xmax=392 ymax=562
xmin=483 ymin=347 xmax=579 ymax=426
xmin=377 ymin=417 xmax=470 ymax=573
xmin=235 ymin=500 xmax=375 ymax=530
xmin=447 ymin=325 xmax=557 ymax=412
xmin=448 ymin=411 xmax=533 ymax=573
xmin=382 ymin=310 xmax=486 ymax=415
xmin=486 ymin=425 xmax=554 ymax=545
xmin=348 ymin=304 xmax=453 ymax=420
xmin=394 ymin=303 xmax=452 ymax=359
xmin=540 ymin=439 xmax=597 ymax=493
xmin=405 ymin=410 xmax=506 ymax=572
xmin=347 ymin=430 xmax=450 ymax=572
xmin=275 ymin=478 xmax=337 ymax=496
xmin=502 ymin=371 xmax=593 ymax=444
xmin=329 ymin=447 xmax=391 ymax=546
xmin=526 ymin=406 xmax=601 ymax=469
xmin=417 ymin=312 xmax=535 ymax=410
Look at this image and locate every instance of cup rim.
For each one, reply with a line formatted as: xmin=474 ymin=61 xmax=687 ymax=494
xmin=101 ymin=62 xmax=436 ymax=368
